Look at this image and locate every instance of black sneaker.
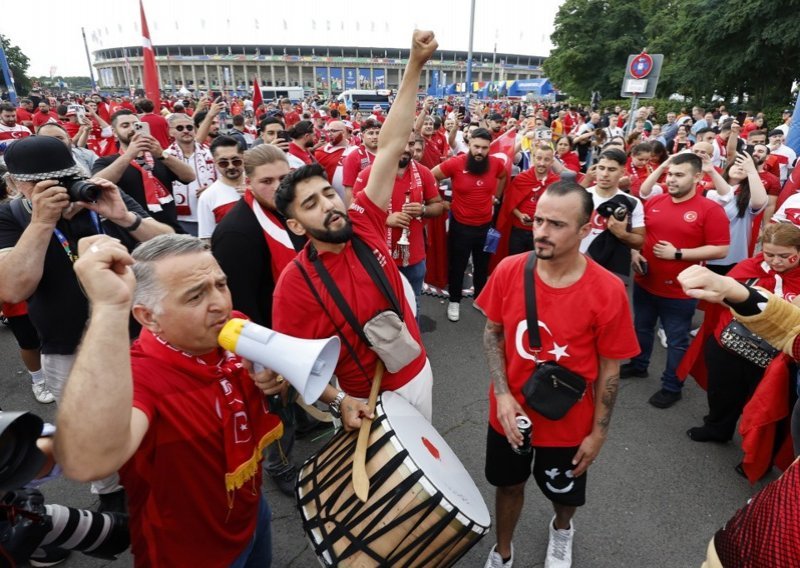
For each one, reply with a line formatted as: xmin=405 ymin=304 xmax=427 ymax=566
xmin=29 ymin=546 xmax=71 ymax=567
xmin=686 ymin=426 xmax=730 ymax=443
xmin=97 ymin=488 xmax=127 ymax=514
xmin=269 ymin=465 xmax=298 ymax=496
xmin=620 ymin=362 xmax=648 ymax=379
xmin=648 ymin=389 xmax=682 ymax=409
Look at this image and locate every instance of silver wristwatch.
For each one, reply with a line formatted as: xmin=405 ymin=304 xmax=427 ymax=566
xmin=328 ymin=391 xmax=347 ymax=418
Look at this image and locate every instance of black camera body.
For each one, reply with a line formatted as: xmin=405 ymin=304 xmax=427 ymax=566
xmin=56 ymin=176 xmax=101 ymax=203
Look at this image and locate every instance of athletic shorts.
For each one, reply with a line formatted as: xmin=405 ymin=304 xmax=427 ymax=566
xmin=484 ymin=425 xmax=587 ymax=507
xmin=6 ymin=314 xmax=40 ymax=351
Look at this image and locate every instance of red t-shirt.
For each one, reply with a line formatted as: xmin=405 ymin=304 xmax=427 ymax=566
xmin=288 ymin=143 xmax=315 ymax=166
xmin=439 ymin=154 xmax=505 ymax=226
xmin=123 ymin=342 xmax=275 ymax=567
xmin=506 ymin=170 xmax=561 ymax=229
xmin=15 ymin=108 xmax=32 ymax=126
xmin=352 ymin=161 xmax=439 ymax=266
xmin=140 ymin=113 xmax=171 ymax=149
xmin=760 ymin=170 xmax=782 ymax=197
xmin=314 ymin=144 xmax=347 ymax=182
xmin=420 ymin=132 xmax=448 ymax=169
xmin=476 ymin=255 xmax=639 ymax=447
xmin=284 ymin=110 xmax=301 ymax=128
xmin=341 ymin=146 xmax=375 ymax=188
xmin=32 ymin=111 xmax=58 ymax=129
xmin=636 ymin=193 xmax=730 ymax=298
xmin=625 ymin=158 xmax=652 ymax=198
xmin=272 ymin=191 xmax=427 ymax=397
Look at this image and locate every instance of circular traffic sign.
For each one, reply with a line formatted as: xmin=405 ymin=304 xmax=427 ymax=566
xmin=630 ymin=52 xmax=654 ymax=79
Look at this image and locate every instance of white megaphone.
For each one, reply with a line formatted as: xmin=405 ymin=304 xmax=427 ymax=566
xmin=218 ymin=318 xmax=339 ymax=404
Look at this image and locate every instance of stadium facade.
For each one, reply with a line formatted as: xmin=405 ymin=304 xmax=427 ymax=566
xmin=93 ymin=44 xmax=545 ymax=95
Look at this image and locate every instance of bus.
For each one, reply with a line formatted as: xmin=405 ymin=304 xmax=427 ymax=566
xmin=336 ymin=89 xmax=393 ymax=113
xmin=260 ymin=86 xmax=304 ymax=103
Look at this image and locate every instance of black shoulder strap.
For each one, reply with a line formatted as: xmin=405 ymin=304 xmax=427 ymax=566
xmin=9 ymin=199 xmax=31 ymax=229
xmin=524 ymin=252 xmax=541 ymax=350
xmin=293 ymin=259 xmax=371 ymax=380
xmin=350 ymin=236 xmax=403 ymax=316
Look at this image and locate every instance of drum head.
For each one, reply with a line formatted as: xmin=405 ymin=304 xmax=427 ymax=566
xmin=380 ymin=392 xmax=490 ymax=527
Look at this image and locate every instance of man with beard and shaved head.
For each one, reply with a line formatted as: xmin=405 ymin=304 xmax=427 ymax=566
xmin=432 ymin=127 xmax=508 ymax=322
xmin=352 ymin=130 xmax=445 ymax=309
xmin=0 ymin=102 xmax=32 ymax=145
xmin=271 ymin=29 xmax=439 ymax=428
xmin=93 ymin=110 xmax=197 ymax=232
xmin=314 ymin=120 xmax=351 ymax=200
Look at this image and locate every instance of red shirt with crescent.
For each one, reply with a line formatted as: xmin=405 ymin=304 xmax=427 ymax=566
xmin=439 ymin=154 xmax=505 ymax=226
xmin=476 ymin=255 xmax=639 ymax=447
xmin=0 ymin=123 xmax=32 ymax=142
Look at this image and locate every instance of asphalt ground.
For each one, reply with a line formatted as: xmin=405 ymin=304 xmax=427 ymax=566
xmin=0 ymin=293 xmax=776 ymax=568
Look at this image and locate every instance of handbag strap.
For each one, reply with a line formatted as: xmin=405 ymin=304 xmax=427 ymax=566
xmin=350 ymin=236 xmax=404 ymax=317
xmin=524 ymin=252 xmax=541 ymax=350
xmin=294 ymin=259 xmax=371 ymax=380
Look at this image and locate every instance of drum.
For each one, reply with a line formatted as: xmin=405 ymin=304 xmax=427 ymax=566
xmin=296 ymin=391 xmax=490 ymax=567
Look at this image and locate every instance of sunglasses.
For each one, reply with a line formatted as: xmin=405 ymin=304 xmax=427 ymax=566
xmin=216 ymin=158 xmax=243 ymax=168
xmin=174 ymin=124 xmax=195 ymax=132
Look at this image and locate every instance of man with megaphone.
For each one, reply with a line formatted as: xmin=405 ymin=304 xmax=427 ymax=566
xmin=272 ymin=30 xmax=439 ymax=430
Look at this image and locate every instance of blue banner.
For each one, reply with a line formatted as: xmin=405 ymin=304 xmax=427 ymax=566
xmin=315 ymin=67 xmax=329 ymax=92
xmin=344 ymin=68 xmax=357 ymax=90
xmin=329 ymin=68 xmax=343 ymax=92
xmin=358 ymin=67 xmax=372 ymax=89
xmin=373 ymin=69 xmax=386 ymax=89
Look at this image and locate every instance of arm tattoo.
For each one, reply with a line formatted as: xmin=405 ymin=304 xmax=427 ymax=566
xmin=483 ymin=321 xmax=510 ymax=395
xmin=596 ymin=373 xmax=619 ymax=432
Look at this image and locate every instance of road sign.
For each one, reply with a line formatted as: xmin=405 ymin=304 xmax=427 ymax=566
xmin=620 ymin=52 xmax=663 ymax=99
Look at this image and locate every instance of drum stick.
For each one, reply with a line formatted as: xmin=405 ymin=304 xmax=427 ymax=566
xmin=353 ymin=360 xmax=384 ymax=503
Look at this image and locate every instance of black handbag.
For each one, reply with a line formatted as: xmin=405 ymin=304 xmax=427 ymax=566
xmin=520 ymin=253 xmax=587 ymax=420
xmin=719 ymin=319 xmax=779 ymax=369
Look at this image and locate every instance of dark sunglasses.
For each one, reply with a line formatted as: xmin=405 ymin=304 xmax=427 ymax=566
xmin=216 ymin=158 xmax=243 ymax=168
xmin=175 ymin=124 xmax=195 ymax=132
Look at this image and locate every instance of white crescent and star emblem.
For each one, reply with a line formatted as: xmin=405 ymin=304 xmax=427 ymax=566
xmin=514 ymin=319 xmax=570 ymax=362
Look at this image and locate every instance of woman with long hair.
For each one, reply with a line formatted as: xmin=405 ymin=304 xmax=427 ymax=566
xmin=685 ymin=223 xmax=800 ymax=443
xmin=671 ymin=124 xmax=693 ymax=154
xmin=551 ymin=135 xmax=580 ymax=174
xmin=704 ymin=151 xmax=768 ymax=275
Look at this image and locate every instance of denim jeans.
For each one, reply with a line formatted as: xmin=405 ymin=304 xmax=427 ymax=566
xmin=230 ymin=495 xmax=271 ymax=567
xmin=630 ymin=284 xmax=697 ymax=392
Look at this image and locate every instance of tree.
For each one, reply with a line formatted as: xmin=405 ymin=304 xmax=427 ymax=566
xmin=544 ymin=0 xmax=647 ymax=100
xmin=0 ymin=34 xmax=31 ymax=96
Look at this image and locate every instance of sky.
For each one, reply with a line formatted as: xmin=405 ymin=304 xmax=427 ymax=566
xmin=0 ymin=0 xmax=563 ymax=78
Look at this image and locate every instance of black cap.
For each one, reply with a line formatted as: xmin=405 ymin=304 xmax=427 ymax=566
xmin=4 ymin=135 xmax=81 ymax=182
xmin=768 ymin=129 xmax=784 ymax=138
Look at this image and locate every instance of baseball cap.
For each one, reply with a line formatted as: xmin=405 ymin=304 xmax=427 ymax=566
xmin=4 ymin=136 xmax=81 ymax=182
xmin=768 ymin=129 xmax=784 ymax=138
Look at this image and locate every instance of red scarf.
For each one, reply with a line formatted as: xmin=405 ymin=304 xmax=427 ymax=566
xmin=243 ymin=190 xmax=298 ymax=279
xmin=135 ymin=326 xmax=282 ymax=500
xmin=129 ymin=156 xmax=173 ymax=212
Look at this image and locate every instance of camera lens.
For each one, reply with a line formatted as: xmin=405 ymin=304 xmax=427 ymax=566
xmin=59 ymin=176 xmax=101 ymax=202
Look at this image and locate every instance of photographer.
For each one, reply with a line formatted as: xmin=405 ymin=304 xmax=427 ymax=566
xmin=0 ymin=136 xmax=172 ymax=509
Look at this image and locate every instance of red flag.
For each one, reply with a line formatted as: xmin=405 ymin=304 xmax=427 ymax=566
xmin=490 ymin=129 xmax=517 ymax=179
xmin=139 ymin=0 xmax=161 ymax=110
xmin=252 ymin=76 xmax=263 ymax=110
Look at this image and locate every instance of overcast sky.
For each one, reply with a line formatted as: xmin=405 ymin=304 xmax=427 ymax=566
xmin=0 ymin=0 xmax=563 ymax=77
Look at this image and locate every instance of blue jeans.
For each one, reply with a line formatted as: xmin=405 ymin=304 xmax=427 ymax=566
xmin=230 ymin=495 xmax=271 ymax=568
xmin=400 ymin=259 xmax=426 ymax=322
xmin=630 ymin=284 xmax=697 ymax=393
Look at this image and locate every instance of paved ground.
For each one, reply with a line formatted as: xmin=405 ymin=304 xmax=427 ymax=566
xmin=1 ymin=293 xmax=777 ymax=567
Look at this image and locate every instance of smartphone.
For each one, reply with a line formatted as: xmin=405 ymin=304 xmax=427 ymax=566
xmin=457 ymin=105 xmax=466 ymax=116
xmin=277 ymin=130 xmax=291 ymax=144
xmin=133 ymin=121 xmax=151 ymax=137
xmin=736 ymin=111 xmax=747 ymax=125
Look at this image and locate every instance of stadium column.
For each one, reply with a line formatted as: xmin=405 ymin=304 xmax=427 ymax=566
xmin=284 ymin=62 xmax=289 ymax=87
xmin=180 ymin=65 xmax=186 ymax=89
xmin=270 ymin=64 xmax=276 ymax=87
xmin=191 ymin=65 xmax=197 ymax=90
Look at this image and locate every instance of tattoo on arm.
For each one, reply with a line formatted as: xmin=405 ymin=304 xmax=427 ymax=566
xmin=596 ymin=373 xmax=619 ymax=432
xmin=483 ymin=321 xmax=509 ymax=395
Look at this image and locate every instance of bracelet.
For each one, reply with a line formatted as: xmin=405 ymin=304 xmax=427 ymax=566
xmin=122 ymin=212 xmax=143 ymax=231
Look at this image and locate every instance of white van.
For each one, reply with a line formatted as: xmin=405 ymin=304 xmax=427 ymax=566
xmin=260 ymin=86 xmax=304 ymax=103
xmin=336 ymin=89 xmax=392 ymax=113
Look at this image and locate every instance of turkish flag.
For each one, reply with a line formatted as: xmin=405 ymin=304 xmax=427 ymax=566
xmin=490 ymin=129 xmax=517 ymax=179
xmin=139 ymin=0 xmax=161 ymax=110
xmin=252 ymin=76 xmax=263 ymax=110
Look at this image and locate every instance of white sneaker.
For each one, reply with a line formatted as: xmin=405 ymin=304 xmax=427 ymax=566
xmin=657 ymin=328 xmax=668 ymax=348
xmin=32 ymin=382 xmax=55 ymax=404
xmin=447 ymin=302 xmax=460 ymax=322
xmin=484 ymin=543 xmax=514 ymax=568
xmin=544 ymin=516 xmax=574 ymax=568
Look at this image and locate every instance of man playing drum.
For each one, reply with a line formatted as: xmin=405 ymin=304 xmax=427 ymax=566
xmin=476 ymin=181 xmax=639 ymax=568
xmin=272 ymin=30 xmax=439 ymax=429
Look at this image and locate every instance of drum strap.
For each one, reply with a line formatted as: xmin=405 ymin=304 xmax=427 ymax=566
xmin=294 ymin=259 xmax=371 ymax=381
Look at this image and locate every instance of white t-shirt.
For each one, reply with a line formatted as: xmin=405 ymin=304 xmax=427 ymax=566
xmin=580 ymin=186 xmax=645 ymax=253
xmin=705 ymin=187 xmax=765 ymax=265
xmin=196 ymin=179 xmax=242 ymax=238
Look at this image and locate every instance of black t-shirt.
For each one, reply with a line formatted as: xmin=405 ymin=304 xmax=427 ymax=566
xmin=0 ymin=195 xmax=149 ymax=354
xmin=92 ymin=154 xmax=183 ymax=233
xmin=211 ymin=199 xmax=305 ymax=326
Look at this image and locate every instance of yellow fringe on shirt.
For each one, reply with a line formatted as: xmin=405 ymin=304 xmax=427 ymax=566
xmin=225 ymin=422 xmax=284 ymax=498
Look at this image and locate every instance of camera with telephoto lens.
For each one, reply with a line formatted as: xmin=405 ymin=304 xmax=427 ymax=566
xmin=57 ymin=175 xmax=101 ymax=202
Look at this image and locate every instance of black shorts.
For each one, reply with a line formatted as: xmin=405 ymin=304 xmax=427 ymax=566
xmin=6 ymin=314 xmax=40 ymax=351
xmin=485 ymin=425 xmax=587 ymax=507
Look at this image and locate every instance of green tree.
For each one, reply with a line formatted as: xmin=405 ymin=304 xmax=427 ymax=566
xmin=544 ymin=0 xmax=648 ymax=100
xmin=0 ymin=34 xmax=31 ymax=96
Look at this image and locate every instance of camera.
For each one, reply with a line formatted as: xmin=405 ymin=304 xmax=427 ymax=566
xmin=612 ymin=206 xmax=628 ymax=221
xmin=57 ymin=175 xmax=101 ymax=202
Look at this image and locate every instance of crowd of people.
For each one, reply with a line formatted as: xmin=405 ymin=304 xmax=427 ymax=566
xmin=0 ymin=27 xmax=799 ymax=568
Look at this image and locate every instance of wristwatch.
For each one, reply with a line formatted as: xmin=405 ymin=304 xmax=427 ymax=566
xmin=328 ymin=391 xmax=347 ymax=419
xmin=122 ymin=212 xmax=143 ymax=232
xmin=674 ymin=249 xmax=683 ymax=260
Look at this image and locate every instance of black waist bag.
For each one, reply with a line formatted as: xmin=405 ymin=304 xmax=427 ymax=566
xmin=520 ymin=253 xmax=587 ymax=420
